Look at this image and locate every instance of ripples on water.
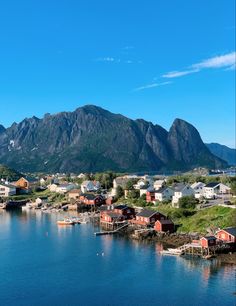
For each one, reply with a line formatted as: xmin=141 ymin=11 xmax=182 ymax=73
xmin=0 ymin=210 xmax=235 ymax=306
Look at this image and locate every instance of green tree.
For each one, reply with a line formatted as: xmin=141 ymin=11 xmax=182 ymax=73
xmin=125 ymin=179 xmax=137 ymax=190
xmin=116 ymin=186 xmax=124 ymax=199
xmin=178 ymin=196 xmax=198 ymax=209
xmin=127 ymin=189 xmax=139 ymax=199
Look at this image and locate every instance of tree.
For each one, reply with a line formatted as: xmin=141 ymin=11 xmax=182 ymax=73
xmin=125 ymin=179 xmax=137 ymax=190
xmin=127 ymin=189 xmax=139 ymax=199
xmin=116 ymin=186 xmax=124 ymax=199
xmin=178 ymin=196 xmax=198 ymax=209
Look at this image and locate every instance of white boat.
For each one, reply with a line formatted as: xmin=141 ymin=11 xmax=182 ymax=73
xmin=160 ymin=248 xmax=184 ymax=256
xmin=57 ymin=218 xmax=75 ymax=226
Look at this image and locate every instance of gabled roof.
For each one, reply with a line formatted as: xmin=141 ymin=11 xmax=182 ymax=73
xmin=201 ymin=236 xmax=216 ymax=240
xmin=204 ymin=182 xmax=220 ymax=188
xmin=114 ymin=204 xmax=128 ymax=210
xmin=0 ymin=183 xmax=16 ymax=188
xmin=219 ymin=227 xmax=236 ymax=237
xmin=81 ymin=193 xmax=103 ymax=200
xmin=136 ymin=209 xmax=157 ymax=218
xmin=191 ymin=182 xmax=205 ymax=189
xmin=155 ymin=186 xmax=172 ymax=194
xmin=105 ymin=212 xmax=123 ymax=218
xmin=58 ymin=183 xmax=73 ymax=188
xmin=156 ymin=219 xmax=173 ymax=225
xmin=173 ymin=183 xmax=189 ymax=192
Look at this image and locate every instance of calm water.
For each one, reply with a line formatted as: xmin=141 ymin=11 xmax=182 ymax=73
xmin=0 ymin=210 xmax=235 ymax=306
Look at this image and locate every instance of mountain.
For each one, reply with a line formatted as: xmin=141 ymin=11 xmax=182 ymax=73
xmin=0 ymin=105 xmax=227 ymax=173
xmin=206 ymin=143 xmax=236 ymax=166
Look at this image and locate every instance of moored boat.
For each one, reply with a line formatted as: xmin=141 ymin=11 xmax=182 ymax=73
xmin=160 ymin=248 xmax=184 ymax=256
xmin=57 ymin=218 xmax=75 ymax=225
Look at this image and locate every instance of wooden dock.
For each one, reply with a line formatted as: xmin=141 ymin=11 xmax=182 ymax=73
xmin=94 ymin=223 xmax=129 ymax=236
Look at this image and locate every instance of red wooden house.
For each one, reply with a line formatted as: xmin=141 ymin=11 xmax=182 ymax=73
xmin=154 ymin=219 xmax=175 ymax=233
xmin=216 ymin=227 xmax=236 ymax=244
xmin=130 ymin=209 xmax=167 ymax=226
xmin=100 ymin=211 xmax=125 ymax=223
xmin=200 ymin=236 xmax=216 ymax=248
xmin=113 ymin=205 xmax=135 ymax=220
xmin=146 ymin=190 xmax=156 ymax=203
xmin=79 ymin=193 xmax=104 ymax=206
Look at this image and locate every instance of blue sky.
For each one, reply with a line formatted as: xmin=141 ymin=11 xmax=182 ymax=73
xmin=0 ymin=0 xmax=235 ymax=147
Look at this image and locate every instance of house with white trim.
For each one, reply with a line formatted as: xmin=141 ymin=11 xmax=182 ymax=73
xmin=172 ymin=184 xmax=194 ymax=207
xmin=155 ymin=187 xmax=174 ymax=202
xmin=203 ymin=182 xmax=231 ymax=199
xmin=191 ymin=182 xmax=206 ymax=199
xmin=0 ymin=183 xmax=16 ymax=197
xmin=81 ymin=181 xmax=100 ymax=193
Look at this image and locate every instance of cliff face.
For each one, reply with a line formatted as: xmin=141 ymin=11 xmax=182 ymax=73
xmin=0 ymin=105 xmax=227 ymax=172
xmin=206 ymin=143 xmax=236 ymax=166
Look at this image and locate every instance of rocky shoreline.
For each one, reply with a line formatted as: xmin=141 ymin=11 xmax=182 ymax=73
xmin=121 ymin=228 xmax=236 ymax=265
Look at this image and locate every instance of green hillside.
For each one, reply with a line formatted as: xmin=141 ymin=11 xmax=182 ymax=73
xmin=0 ymin=164 xmax=22 ymax=181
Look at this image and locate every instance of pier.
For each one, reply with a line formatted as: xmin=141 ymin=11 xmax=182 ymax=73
xmin=94 ymin=222 xmax=129 ymax=236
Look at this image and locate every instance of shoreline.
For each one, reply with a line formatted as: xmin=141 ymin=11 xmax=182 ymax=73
xmin=119 ymin=227 xmax=236 ymax=265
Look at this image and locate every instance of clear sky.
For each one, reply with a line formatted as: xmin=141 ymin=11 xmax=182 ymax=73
xmin=0 ymin=0 xmax=235 ymax=147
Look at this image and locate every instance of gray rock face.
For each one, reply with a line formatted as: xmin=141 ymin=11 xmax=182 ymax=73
xmin=0 ymin=105 xmax=227 ymax=172
xmin=206 ymin=143 xmax=236 ymax=166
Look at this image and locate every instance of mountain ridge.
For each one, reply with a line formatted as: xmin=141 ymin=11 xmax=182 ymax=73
xmin=206 ymin=143 xmax=236 ymax=166
xmin=0 ymin=105 xmax=227 ymax=172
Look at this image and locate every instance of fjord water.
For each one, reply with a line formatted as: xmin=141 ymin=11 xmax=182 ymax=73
xmin=0 ymin=210 xmax=235 ymax=306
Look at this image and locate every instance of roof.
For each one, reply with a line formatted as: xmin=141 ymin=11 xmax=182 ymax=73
xmin=173 ymin=183 xmax=188 ymax=192
xmin=0 ymin=183 xmax=16 ymax=188
xmin=114 ymin=204 xmax=128 ymax=210
xmin=69 ymin=189 xmax=80 ymax=193
xmin=81 ymin=193 xmax=102 ymax=200
xmin=136 ymin=209 xmax=157 ymax=218
xmin=191 ymin=182 xmax=205 ymax=189
xmin=201 ymin=236 xmax=216 ymax=240
xmin=58 ymin=184 xmax=73 ymax=188
xmin=154 ymin=180 xmax=165 ymax=185
xmin=220 ymin=227 xmax=236 ymax=236
xmin=204 ymin=182 xmax=220 ymax=188
xmin=105 ymin=212 xmax=123 ymax=218
xmin=155 ymin=187 xmax=171 ymax=194
xmin=156 ymin=219 xmax=174 ymax=225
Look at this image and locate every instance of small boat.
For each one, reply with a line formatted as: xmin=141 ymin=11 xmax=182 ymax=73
xmin=71 ymin=217 xmax=81 ymax=224
xmin=80 ymin=219 xmax=89 ymax=224
xmin=160 ymin=248 xmax=184 ymax=256
xmin=57 ymin=218 xmax=75 ymax=225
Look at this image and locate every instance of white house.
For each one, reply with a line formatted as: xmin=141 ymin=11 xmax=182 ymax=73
xmin=40 ymin=178 xmax=47 ymax=186
xmin=153 ymin=179 xmax=166 ymax=190
xmin=139 ymin=185 xmax=150 ymax=197
xmin=191 ymin=182 xmax=206 ymax=199
xmin=78 ymin=173 xmax=86 ymax=179
xmin=203 ymin=182 xmax=231 ymax=199
xmin=0 ymin=183 xmax=16 ymax=197
xmin=172 ymin=184 xmax=194 ymax=207
xmin=56 ymin=183 xmax=77 ymax=194
xmin=134 ymin=179 xmax=146 ymax=190
xmin=81 ymin=181 xmax=100 ymax=193
xmin=49 ymin=183 xmax=58 ymax=192
xmin=155 ymin=187 xmax=174 ymax=202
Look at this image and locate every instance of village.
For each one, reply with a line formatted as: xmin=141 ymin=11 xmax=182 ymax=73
xmin=0 ymin=171 xmax=235 ymax=260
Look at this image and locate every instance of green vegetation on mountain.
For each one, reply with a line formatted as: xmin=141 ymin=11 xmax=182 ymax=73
xmin=0 ymin=164 xmax=22 ymax=181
